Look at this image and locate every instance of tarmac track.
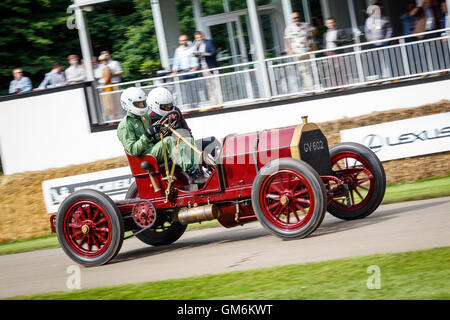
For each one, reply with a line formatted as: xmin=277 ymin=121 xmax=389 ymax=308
xmin=0 ymin=196 xmax=449 ymax=298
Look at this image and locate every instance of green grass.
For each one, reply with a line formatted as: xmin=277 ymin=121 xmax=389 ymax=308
xmin=1 ymin=175 xmax=449 ymax=256
xmin=382 ymin=175 xmax=450 ymax=204
xmin=8 ymin=246 xmax=450 ymax=300
xmin=0 ymin=235 xmax=60 ymax=256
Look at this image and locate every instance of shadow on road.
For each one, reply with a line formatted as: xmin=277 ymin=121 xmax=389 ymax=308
xmin=113 ymin=198 xmax=449 ymax=265
xmin=113 ymin=227 xmax=270 ymax=264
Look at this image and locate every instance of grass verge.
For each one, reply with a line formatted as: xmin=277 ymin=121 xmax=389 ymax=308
xmin=1 ymin=175 xmax=449 ymax=256
xmin=8 ymin=246 xmax=450 ymax=300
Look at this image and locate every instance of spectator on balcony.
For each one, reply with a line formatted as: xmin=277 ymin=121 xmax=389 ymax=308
xmin=440 ymin=1 xmax=448 ymax=30
xmin=193 ymin=31 xmax=218 ymax=70
xmin=193 ymin=31 xmax=220 ymax=106
xmin=171 ymin=34 xmax=199 ymax=77
xmin=422 ymin=0 xmax=441 ymax=33
xmin=323 ymin=17 xmax=349 ymax=55
xmin=8 ymin=68 xmax=32 ymax=94
xmin=37 ymin=62 xmax=66 ymax=90
xmin=284 ymin=11 xmax=317 ymax=92
xmin=92 ymin=56 xmax=104 ymax=82
xmin=65 ymin=54 xmax=86 ymax=85
xmin=364 ymin=4 xmax=392 ymax=47
xmin=323 ymin=17 xmax=349 ymax=87
xmin=412 ymin=6 xmax=427 ymax=38
xmin=170 ymin=34 xmax=200 ymax=108
xmin=98 ymin=53 xmax=116 ymax=121
xmin=98 ymin=51 xmax=123 ymax=84
xmin=401 ymin=1 xmax=418 ymax=36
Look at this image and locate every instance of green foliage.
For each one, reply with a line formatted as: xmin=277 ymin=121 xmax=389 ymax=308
xmin=0 ymin=0 xmax=164 ymax=95
xmin=0 ymin=0 xmax=79 ymax=95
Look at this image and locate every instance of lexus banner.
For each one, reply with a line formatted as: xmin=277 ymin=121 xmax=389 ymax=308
xmin=42 ymin=167 xmax=134 ymax=214
xmin=340 ymin=113 xmax=450 ymax=162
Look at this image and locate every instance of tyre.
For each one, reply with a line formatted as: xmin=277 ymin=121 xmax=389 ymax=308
xmin=56 ymin=189 xmax=124 ymax=267
xmin=326 ymin=142 xmax=386 ymax=220
xmin=251 ymin=158 xmax=327 ymax=240
xmin=126 ymin=182 xmax=187 ymax=246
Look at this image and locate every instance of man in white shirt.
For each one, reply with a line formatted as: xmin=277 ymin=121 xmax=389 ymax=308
xmin=99 ymin=51 xmax=123 ymax=84
xmin=170 ymin=34 xmax=200 ymax=108
xmin=65 ymin=54 xmax=86 ymax=85
xmin=284 ymin=11 xmax=317 ymax=92
xmin=364 ymin=4 xmax=392 ymax=47
xmin=323 ymin=17 xmax=349 ymax=87
xmin=171 ymin=35 xmax=198 ymax=76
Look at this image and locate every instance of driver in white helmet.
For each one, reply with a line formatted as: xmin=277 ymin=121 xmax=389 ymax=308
xmin=147 ymin=86 xmax=221 ymax=162
xmin=117 ymin=87 xmax=208 ymax=184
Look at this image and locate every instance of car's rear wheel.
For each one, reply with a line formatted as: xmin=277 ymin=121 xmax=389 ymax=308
xmin=326 ymin=142 xmax=386 ymax=220
xmin=56 ymin=189 xmax=124 ymax=267
xmin=126 ymin=182 xmax=186 ymax=246
xmin=251 ymin=158 xmax=327 ymax=240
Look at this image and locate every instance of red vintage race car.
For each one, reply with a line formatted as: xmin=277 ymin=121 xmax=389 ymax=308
xmin=53 ymin=112 xmax=386 ymax=267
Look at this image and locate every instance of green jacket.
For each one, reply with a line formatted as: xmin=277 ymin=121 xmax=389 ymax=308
xmin=117 ymin=112 xmax=156 ymax=156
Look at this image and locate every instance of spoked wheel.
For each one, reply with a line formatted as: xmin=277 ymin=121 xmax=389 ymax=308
xmin=125 ymin=182 xmax=187 ymax=246
xmin=326 ymin=142 xmax=386 ymax=220
xmin=56 ymin=189 xmax=124 ymax=267
xmin=252 ymin=158 xmax=327 ymax=240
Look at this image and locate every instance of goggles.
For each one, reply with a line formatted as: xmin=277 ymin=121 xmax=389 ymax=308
xmin=133 ymin=101 xmax=147 ymax=108
xmin=160 ymin=103 xmax=174 ymax=111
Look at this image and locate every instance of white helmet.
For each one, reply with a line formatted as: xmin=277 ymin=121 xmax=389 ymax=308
xmin=120 ymin=87 xmax=148 ymax=116
xmin=146 ymin=87 xmax=175 ymax=117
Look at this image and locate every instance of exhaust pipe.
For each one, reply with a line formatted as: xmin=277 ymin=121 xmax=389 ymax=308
xmin=176 ymin=204 xmax=219 ymax=225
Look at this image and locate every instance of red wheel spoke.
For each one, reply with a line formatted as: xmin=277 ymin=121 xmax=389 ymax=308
xmin=295 ymin=198 xmax=310 ymax=205
xmin=295 ymin=202 xmax=307 ymax=214
xmin=356 ymin=184 xmax=369 ymax=191
xmin=292 ymin=210 xmax=301 ymax=222
xmin=285 ymin=174 xmax=292 ymax=190
xmin=95 ymin=232 xmax=107 ymax=243
xmin=357 ymin=177 xmax=370 ymax=184
xmin=94 ymin=218 xmax=107 ymax=226
xmin=78 ymin=207 xmax=88 ymax=220
xmin=268 ymin=202 xmax=281 ymax=211
xmin=354 ymin=188 xmax=364 ymax=200
xmin=87 ymin=235 xmax=93 ymax=251
xmin=269 ymin=182 xmax=283 ymax=195
xmin=274 ymin=205 xmax=284 ymax=219
xmin=91 ymin=233 xmax=101 ymax=249
xmin=294 ymin=188 xmax=308 ymax=197
xmin=291 ymin=179 xmax=302 ymax=192
xmin=95 ymin=227 xmax=109 ymax=233
xmin=350 ymin=189 xmax=355 ymax=205
xmin=266 ymin=193 xmax=281 ymax=200
xmin=91 ymin=208 xmax=100 ymax=223
xmin=83 ymin=205 xmax=92 ymax=219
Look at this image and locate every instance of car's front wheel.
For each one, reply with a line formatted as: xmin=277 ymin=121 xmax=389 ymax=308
xmin=56 ymin=189 xmax=124 ymax=267
xmin=251 ymin=158 xmax=327 ymax=240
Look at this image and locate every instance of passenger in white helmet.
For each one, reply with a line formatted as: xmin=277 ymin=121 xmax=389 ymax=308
xmin=147 ymin=87 xmax=221 ymax=161
xmin=117 ymin=87 xmax=208 ymax=184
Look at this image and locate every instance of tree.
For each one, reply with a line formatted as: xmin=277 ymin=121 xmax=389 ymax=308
xmin=0 ymin=0 xmax=80 ymax=95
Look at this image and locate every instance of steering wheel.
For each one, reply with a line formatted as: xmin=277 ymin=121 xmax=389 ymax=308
xmin=154 ymin=110 xmax=181 ymax=137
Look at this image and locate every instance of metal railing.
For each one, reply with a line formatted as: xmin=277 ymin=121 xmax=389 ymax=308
xmin=96 ymin=62 xmax=261 ymax=123
xmin=96 ymin=28 xmax=450 ymax=124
